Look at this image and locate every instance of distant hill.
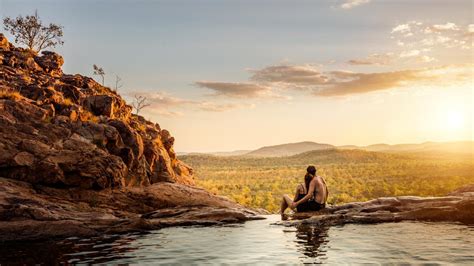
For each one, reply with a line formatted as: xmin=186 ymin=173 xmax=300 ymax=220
xmin=178 ymin=140 xmax=473 ymax=158
xmin=245 ymin=141 xmax=335 ymax=157
xmin=180 ymin=148 xmax=408 ymax=169
xmin=337 ymin=141 xmax=473 ymax=154
xmin=211 ymin=150 xmax=252 ymax=156
xmin=177 ymin=150 xmax=251 ymax=157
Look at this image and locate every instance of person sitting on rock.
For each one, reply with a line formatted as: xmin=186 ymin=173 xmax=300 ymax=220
xmin=280 ymin=165 xmax=328 ymax=218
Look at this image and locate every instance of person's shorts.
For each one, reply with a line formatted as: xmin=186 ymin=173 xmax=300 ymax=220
xmin=297 ymin=201 xmax=325 ymax=212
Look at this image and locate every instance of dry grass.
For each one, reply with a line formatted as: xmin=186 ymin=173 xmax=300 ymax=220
xmin=0 ymin=90 xmax=22 ymax=101
xmin=62 ymin=97 xmax=75 ymax=106
xmin=80 ymin=109 xmax=100 ymax=123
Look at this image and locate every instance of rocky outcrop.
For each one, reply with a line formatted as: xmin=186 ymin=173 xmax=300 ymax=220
xmin=278 ymin=186 xmax=474 ymax=227
xmin=0 ymin=33 xmax=192 ymax=187
xmin=0 ymin=33 xmax=261 ymax=241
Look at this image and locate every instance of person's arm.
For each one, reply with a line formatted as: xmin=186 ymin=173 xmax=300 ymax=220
xmin=293 ymin=179 xmax=316 ymax=207
xmin=293 ymin=184 xmax=301 ymax=202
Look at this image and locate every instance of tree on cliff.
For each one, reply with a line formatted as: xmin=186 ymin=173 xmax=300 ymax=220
xmin=132 ymin=95 xmax=151 ymax=115
xmin=114 ymin=75 xmax=123 ymax=92
xmin=2 ymin=11 xmax=64 ymax=52
xmin=93 ymin=64 xmax=106 ymax=86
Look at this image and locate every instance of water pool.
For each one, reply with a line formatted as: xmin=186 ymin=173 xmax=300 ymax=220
xmin=1 ymin=215 xmax=473 ymax=264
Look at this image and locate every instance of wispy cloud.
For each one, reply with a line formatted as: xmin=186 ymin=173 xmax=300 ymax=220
xmin=399 ymin=49 xmax=420 ymax=58
xmin=392 ymin=21 xmax=473 ymax=50
xmin=340 ymin=0 xmax=371 ymax=9
xmin=194 ymin=81 xmax=283 ymax=99
xmin=348 ymin=53 xmax=395 ymax=65
xmin=197 ymin=102 xmax=255 ymax=112
xmin=129 ymin=91 xmax=252 ymax=116
xmin=348 ymin=50 xmax=437 ymax=66
xmin=192 ymin=20 xmax=472 ymax=100
xmin=349 ymin=21 xmax=472 ymax=67
xmin=316 ymin=64 xmax=472 ymax=96
xmin=426 ymin=22 xmax=460 ymax=33
xmin=195 ymin=63 xmax=472 ymax=98
xmin=250 ymin=64 xmax=329 ymax=88
xmin=144 ymin=92 xmax=193 ymax=106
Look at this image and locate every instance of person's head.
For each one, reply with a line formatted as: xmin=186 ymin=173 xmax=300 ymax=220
xmin=304 ymin=165 xmax=317 ymax=191
xmin=307 ymin=165 xmax=317 ymax=176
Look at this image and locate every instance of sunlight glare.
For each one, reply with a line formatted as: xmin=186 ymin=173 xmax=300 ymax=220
xmin=444 ymin=110 xmax=464 ymax=130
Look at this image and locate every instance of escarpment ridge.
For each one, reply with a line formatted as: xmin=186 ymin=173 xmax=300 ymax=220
xmin=0 ymin=33 xmax=261 ymax=241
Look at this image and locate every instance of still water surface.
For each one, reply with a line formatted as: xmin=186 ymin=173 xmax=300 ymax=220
xmin=1 ymin=215 xmax=473 ymax=264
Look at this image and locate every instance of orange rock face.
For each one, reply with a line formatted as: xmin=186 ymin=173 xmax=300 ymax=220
xmin=0 ymin=33 xmax=193 ymax=188
xmin=0 ymin=33 xmax=263 ymax=241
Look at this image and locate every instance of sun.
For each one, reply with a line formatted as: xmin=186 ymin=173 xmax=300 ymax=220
xmin=444 ymin=110 xmax=464 ymax=130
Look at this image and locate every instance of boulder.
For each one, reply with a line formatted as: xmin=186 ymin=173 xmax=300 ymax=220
xmin=84 ymin=95 xmax=117 ymax=117
xmin=83 ymin=94 xmax=131 ymax=120
xmin=108 ymin=119 xmax=144 ymax=160
xmin=61 ymin=74 xmax=101 ymax=91
xmin=0 ymin=33 xmax=10 ymax=51
xmin=34 ymin=51 xmax=64 ymax=76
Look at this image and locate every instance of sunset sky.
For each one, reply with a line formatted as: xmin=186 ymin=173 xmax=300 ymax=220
xmin=1 ymin=0 xmax=472 ymax=152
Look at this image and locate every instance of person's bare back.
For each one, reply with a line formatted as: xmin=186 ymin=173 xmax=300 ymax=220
xmin=313 ymin=175 xmax=328 ymax=204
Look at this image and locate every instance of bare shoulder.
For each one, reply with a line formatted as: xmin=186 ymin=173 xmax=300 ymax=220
xmin=314 ymin=176 xmax=324 ymax=184
xmin=296 ymin=183 xmax=303 ymax=191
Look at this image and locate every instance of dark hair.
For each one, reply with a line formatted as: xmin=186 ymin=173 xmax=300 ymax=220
xmin=304 ymin=165 xmax=317 ymax=191
xmin=307 ymin=165 xmax=317 ymax=176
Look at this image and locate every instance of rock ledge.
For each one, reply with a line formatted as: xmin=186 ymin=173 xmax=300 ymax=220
xmin=278 ymin=185 xmax=474 ymax=227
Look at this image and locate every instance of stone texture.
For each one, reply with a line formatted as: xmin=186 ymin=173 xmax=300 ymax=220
xmin=0 ymin=34 xmax=264 ymax=241
xmin=0 ymin=33 xmax=10 ymax=51
xmin=0 ymin=34 xmax=194 ymax=187
xmin=0 ymin=177 xmax=262 ymax=241
xmin=34 ymin=51 xmax=64 ymax=76
xmin=278 ymin=186 xmax=474 ymax=227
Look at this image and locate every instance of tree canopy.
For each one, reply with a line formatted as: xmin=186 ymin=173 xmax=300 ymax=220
xmin=3 ymin=11 xmax=64 ymax=52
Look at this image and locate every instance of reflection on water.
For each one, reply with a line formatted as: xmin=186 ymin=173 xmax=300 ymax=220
xmin=0 ymin=215 xmax=473 ymax=264
xmin=295 ymin=224 xmax=330 ymax=262
xmin=0 ymin=233 xmax=145 ymax=264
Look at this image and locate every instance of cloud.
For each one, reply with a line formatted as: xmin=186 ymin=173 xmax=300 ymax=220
xmin=194 ymin=81 xmax=281 ymax=98
xmin=427 ymin=22 xmax=460 ymax=33
xmin=348 ymin=50 xmax=432 ymax=66
xmin=340 ymin=0 xmax=371 ymax=9
xmin=399 ymin=49 xmax=420 ymax=58
xmin=362 ymin=21 xmax=474 ymax=66
xmin=221 ymin=63 xmax=471 ymax=97
xmin=250 ymin=64 xmax=329 ymax=87
xmin=392 ymin=21 xmax=473 ymax=50
xmin=129 ymin=91 xmax=251 ymax=116
xmin=143 ymin=92 xmax=193 ymax=106
xmin=468 ymin=24 xmax=474 ymax=33
xmin=391 ymin=21 xmax=422 ymax=34
xmin=392 ymin=24 xmax=411 ymax=34
xmin=197 ymin=102 xmax=255 ymax=112
xmin=313 ymin=64 xmax=472 ymax=96
xmin=313 ymin=70 xmax=420 ymax=96
xmin=348 ymin=53 xmax=395 ymax=65
xmin=418 ymin=55 xmax=435 ymax=63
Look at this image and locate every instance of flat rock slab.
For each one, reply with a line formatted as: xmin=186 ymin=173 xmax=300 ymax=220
xmin=0 ymin=178 xmax=263 ymax=242
xmin=277 ymin=187 xmax=474 ymax=227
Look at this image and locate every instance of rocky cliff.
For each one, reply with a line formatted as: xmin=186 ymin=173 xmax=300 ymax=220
xmin=0 ymin=34 xmax=192 ymax=187
xmin=0 ymin=33 xmax=261 ymax=241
